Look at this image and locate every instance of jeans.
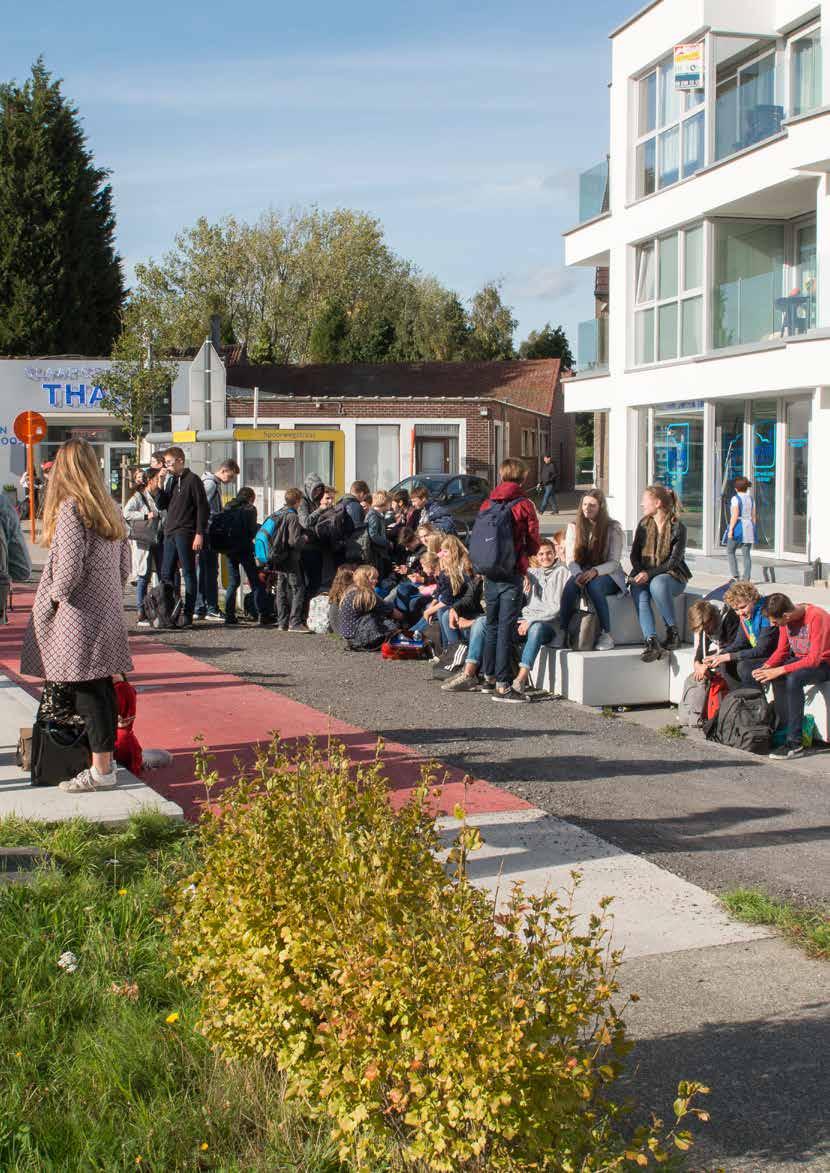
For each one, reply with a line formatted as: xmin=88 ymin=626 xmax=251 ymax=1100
xmin=161 ymin=532 xmax=198 ymax=620
xmin=462 ymin=615 xmax=487 ymax=666
xmin=727 ymin=540 xmax=752 ymax=580
xmin=772 ymin=663 xmax=830 ymax=748
xmin=483 ymin=576 xmax=523 ymax=685
xmin=438 ymin=606 xmax=459 ymax=648
xmin=559 ymin=574 xmax=620 ymax=635
xmin=135 ymin=547 xmax=156 ymax=615
xmin=275 ymin=568 xmax=306 ymax=628
xmin=301 ymin=547 xmax=323 ymax=600
xmin=392 ymin=581 xmax=429 ymax=623
xmin=630 ymin=574 xmax=686 ymax=641
xmin=519 ymin=620 xmax=556 ymax=669
xmin=540 ymin=484 xmax=558 ymax=513
xmin=736 ymin=657 xmax=765 ymax=688
xmin=195 ymin=548 xmax=220 ymax=615
xmin=225 ymin=551 xmax=267 ymax=620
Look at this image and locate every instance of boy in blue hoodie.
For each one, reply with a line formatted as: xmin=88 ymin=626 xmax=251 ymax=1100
xmin=254 ymin=488 xmax=309 ymax=632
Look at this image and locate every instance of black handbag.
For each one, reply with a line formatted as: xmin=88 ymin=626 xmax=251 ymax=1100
xmin=30 ymin=719 xmax=91 ymax=786
xmin=128 ymin=516 xmax=160 ymax=549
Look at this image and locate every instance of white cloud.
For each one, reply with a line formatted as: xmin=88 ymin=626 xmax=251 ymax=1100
xmin=507 ymin=266 xmax=583 ymax=301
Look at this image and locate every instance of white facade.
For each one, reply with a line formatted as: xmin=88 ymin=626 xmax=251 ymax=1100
xmin=565 ymin=0 xmax=830 ymax=569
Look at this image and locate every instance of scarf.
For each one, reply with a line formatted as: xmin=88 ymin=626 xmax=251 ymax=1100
xmin=641 ymin=516 xmax=672 ymax=569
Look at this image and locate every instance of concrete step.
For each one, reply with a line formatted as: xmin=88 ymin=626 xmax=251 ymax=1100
xmin=531 ymin=645 xmax=674 ymax=706
xmin=605 ymin=590 xmax=687 ymax=647
xmin=687 ymin=553 xmax=816 ymax=586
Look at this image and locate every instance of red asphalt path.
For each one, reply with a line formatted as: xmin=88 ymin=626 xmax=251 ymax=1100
xmin=0 ymin=586 xmax=528 ymax=821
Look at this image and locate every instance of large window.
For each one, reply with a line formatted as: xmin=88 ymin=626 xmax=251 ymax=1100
xmin=712 ymin=222 xmax=785 ymax=349
xmin=634 ymin=226 xmax=703 ymax=364
xmin=790 ymin=24 xmax=822 ymax=116
xmin=635 ymin=55 xmax=705 ymax=198
xmin=715 ymin=46 xmax=780 ymax=160
xmin=356 ymin=425 xmax=399 ymax=491
xmin=651 ymin=405 xmax=704 ymax=548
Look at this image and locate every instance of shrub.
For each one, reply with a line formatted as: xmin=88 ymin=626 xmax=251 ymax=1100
xmin=173 ymin=738 xmax=707 ymax=1170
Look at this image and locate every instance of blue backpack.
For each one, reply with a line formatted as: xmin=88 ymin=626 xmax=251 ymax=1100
xmin=468 ymin=500 xmax=518 ymax=581
xmin=425 ymin=502 xmax=457 ymax=534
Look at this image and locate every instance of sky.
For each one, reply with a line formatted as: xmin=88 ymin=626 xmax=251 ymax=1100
xmin=6 ymin=0 xmax=629 ymax=355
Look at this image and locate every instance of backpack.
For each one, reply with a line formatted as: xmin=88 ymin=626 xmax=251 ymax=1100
xmin=143 ymin=582 xmax=183 ymax=630
xmin=307 ymin=593 xmax=330 ymax=634
xmin=431 ymin=641 xmax=468 ymax=680
xmin=711 ymin=687 xmax=774 ymax=754
xmin=207 ymin=508 xmax=250 ymax=555
xmin=679 ymin=674 xmax=708 ymax=727
xmin=381 ymin=632 xmax=430 ymax=660
xmin=468 ymin=501 xmax=518 ymax=581
xmin=314 ymin=504 xmax=355 ymax=548
xmin=255 ymin=512 xmax=292 ymax=569
xmin=426 ymin=503 xmax=457 ymax=534
xmin=568 ymin=606 xmax=599 ymax=651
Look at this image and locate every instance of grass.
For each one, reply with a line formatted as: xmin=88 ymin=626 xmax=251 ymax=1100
xmin=722 ymin=888 xmax=830 ymax=961
xmin=657 ymin=724 xmax=686 ymax=739
xmin=0 ymin=812 xmax=343 ymax=1172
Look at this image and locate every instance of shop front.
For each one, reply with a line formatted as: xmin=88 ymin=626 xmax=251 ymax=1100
xmin=642 ymin=391 xmax=814 ymax=562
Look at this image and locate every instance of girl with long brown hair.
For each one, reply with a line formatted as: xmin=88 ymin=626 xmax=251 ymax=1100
xmin=629 ymin=484 xmax=691 ymax=662
xmin=21 ymin=439 xmax=133 ymax=792
xmin=559 ymin=488 xmax=625 ymax=650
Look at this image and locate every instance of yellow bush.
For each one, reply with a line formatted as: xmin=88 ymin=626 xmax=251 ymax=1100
xmin=172 ymin=738 xmax=707 ymax=1170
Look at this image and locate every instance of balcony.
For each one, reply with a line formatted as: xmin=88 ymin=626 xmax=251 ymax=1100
xmin=577 ymin=317 xmax=609 ymax=374
xmin=578 ymin=158 xmax=609 ymax=224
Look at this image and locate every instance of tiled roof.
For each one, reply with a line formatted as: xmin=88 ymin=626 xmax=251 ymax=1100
xmin=226 ymin=359 xmax=563 ymax=415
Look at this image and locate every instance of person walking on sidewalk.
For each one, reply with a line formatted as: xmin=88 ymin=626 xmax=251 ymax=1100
xmin=20 ymin=438 xmax=133 ymax=793
xmin=196 ymin=459 xmax=240 ymax=621
xmin=725 ymin=475 xmax=756 ymax=582
xmin=537 ymin=454 xmax=559 ymax=514
xmin=155 ymin=447 xmax=209 ymax=628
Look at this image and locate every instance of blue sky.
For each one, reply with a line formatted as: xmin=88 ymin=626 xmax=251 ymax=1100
xmin=7 ymin=0 xmax=628 ymax=354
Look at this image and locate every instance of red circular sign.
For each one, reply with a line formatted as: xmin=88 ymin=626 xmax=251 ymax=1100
xmin=13 ymin=410 xmax=48 ymax=444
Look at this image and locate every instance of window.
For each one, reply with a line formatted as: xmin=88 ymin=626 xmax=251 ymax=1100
xmin=356 ymin=425 xmax=399 ymax=490
xmin=635 ymin=54 xmax=706 ymax=198
xmin=521 ymin=429 xmax=537 ymax=457
xmin=715 ymin=46 xmax=780 ymax=160
xmin=651 ymin=405 xmax=704 ymax=548
xmin=790 ymin=25 xmax=822 ymax=116
xmin=712 ymin=221 xmax=785 ymax=348
xmin=634 ymin=226 xmax=703 ymax=364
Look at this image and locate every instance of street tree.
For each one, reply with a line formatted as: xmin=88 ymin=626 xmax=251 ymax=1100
xmin=518 ymin=322 xmax=574 ymax=367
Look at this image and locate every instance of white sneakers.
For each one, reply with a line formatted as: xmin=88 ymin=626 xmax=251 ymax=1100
xmin=594 ymin=632 xmax=615 ymax=651
xmin=59 ymin=766 xmax=118 ymax=793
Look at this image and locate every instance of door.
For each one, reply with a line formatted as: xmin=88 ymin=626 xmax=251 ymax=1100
xmin=749 ymin=399 xmax=777 ymax=551
xmin=416 ymin=438 xmax=450 ymax=474
xmin=782 ymin=397 xmax=811 ymax=557
xmin=106 ymin=445 xmax=136 ymax=504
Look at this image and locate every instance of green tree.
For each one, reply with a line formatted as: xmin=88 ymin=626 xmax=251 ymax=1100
xmin=99 ymin=320 xmax=178 ymax=460
xmin=518 ymin=322 xmax=573 ymax=367
xmin=0 ymin=59 xmax=123 ymax=354
xmin=308 ymin=300 xmax=350 ymax=363
xmin=466 ymin=281 xmax=517 ymax=360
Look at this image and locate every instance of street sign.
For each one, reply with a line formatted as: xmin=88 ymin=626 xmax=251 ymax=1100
xmin=13 ymin=410 xmax=48 ymax=445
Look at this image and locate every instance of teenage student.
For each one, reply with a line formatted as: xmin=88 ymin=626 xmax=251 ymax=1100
xmin=725 ymin=475 xmax=756 ymax=582
xmin=753 ymin=593 xmax=830 ymax=760
xmin=560 ymin=488 xmax=625 ymax=651
xmin=687 ymin=599 xmax=739 ymax=685
xmin=629 ymin=484 xmax=691 ymax=662
xmin=510 ymin=538 xmax=569 ymax=699
xmin=703 ymin=582 xmax=777 ymax=687
xmin=156 ymin=446 xmax=210 ymax=628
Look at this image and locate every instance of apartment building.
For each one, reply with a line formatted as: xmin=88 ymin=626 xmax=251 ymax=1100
xmin=565 ymin=0 xmax=830 ymax=580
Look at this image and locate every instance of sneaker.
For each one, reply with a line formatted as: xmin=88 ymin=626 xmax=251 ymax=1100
xmin=224 ymin=616 xmax=239 ymax=626
xmin=640 ymin=637 xmax=663 ymax=663
xmin=768 ymin=744 xmax=805 ymax=760
xmin=661 ymin=625 xmax=681 ymax=652
xmin=288 ymin=624 xmax=312 ymax=634
xmin=193 ymin=612 xmax=206 ymax=622
xmin=594 ymin=632 xmax=615 ymax=651
xmin=492 ymin=685 xmax=530 ymax=704
xmin=205 ymin=611 xmax=224 ymax=623
xmin=511 ymin=677 xmax=530 ymax=697
xmin=258 ymin=615 xmax=277 ymax=627
xmin=137 ymin=618 xmax=151 ymax=629
xmin=551 ymin=629 xmax=567 ymax=650
xmin=59 ymin=766 xmax=118 ymax=793
xmin=442 ymin=671 xmax=480 ymax=692
xmin=474 ymin=676 xmax=497 ymax=693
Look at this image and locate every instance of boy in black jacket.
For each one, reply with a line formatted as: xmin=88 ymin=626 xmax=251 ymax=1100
xmin=156 ymin=447 xmax=210 ymax=627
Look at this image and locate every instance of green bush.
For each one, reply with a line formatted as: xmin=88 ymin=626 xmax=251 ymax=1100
xmin=173 ymin=738 xmax=707 ymax=1171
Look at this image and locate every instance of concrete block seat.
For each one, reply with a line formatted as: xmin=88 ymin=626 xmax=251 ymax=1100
xmin=604 ymin=588 xmax=688 ymax=647
xmin=531 ymin=646 xmax=670 ymax=706
xmin=803 ymin=680 xmax=829 ymax=743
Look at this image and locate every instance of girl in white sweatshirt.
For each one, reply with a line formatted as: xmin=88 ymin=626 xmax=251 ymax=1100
xmin=509 ymin=539 xmax=570 ymax=699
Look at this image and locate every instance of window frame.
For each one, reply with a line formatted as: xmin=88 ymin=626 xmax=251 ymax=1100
xmin=714 ymin=43 xmax=779 ymax=161
xmin=787 ymin=20 xmax=822 ymax=117
xmin=634 ymin=52 xmax=707 ymax=199
xmin=633 ymin=224 xmax=705 ymax=366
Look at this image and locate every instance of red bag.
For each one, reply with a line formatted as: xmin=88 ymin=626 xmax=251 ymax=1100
xmin=381 ymin=633 xmax=430 ymax=661
xmin=705 ymin=674 xmax=729 ymax=722
xmin=113 ymin=676 xmax=143 ymax=775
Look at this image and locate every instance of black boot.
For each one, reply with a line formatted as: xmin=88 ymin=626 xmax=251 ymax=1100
xmin=641 ymin=636 xmax=663 ymax=663
xmin=661 ymin=625 xmax=680 ymax=652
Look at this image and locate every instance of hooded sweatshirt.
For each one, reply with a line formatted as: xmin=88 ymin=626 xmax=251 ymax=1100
xmin=298 ymin=474 xmax=325 ymax=529
xmin=521 ymin=563 xmax=569 ymax=623
xmin=478 ymin=481 xmax=540 ymax=576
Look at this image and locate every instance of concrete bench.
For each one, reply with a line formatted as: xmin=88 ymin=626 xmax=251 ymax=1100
xmin=805 ymin=680 xmax=830 ymax=742
xmin=531 ymin=646 xmax=670 ymax=706
xmin=605 ymin=589 xmax=688 ymax=647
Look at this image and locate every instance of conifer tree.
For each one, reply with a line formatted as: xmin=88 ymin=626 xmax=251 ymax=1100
xmin=0 ymin=59 xmax=123 ymax=355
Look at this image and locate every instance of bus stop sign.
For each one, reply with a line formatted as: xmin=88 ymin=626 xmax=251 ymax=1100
xmin=14 ymin=410 xmax=48 ymax=444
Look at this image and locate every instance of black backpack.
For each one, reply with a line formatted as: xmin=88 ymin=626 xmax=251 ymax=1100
xmin=143 ymin=582 xmax=183 ymax=630
xmin=712 ymin=688 xmax=774 ymax=754
xmin=207 ymin=507 xmax=251 ymax=554
xmin=468 ymin=500 xmax=518 ymax=581
xmin=314 ymin=504 xmax=355 ymax=548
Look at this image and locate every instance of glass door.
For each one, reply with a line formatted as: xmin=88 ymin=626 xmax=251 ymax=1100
xmin=106 ymin=445 xmax=136 ymax=504
xmin=749 ymin=400 xmax=777 ymax=551
xmin=782 ymin=398 xmax=811 ymax=557
xmin=713 ymin=398 xmax=747 ymax=548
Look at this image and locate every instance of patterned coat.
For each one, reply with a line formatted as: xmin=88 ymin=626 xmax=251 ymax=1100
xmin=20 ymin=499 xmax=133 ymax=683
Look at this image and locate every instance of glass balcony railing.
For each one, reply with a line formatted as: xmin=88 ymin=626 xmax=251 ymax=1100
xmin=577 ymin=317 xmax=609 ymax=372
xmin=713 ymin=273 xmax=817 ymax=349
xmin=578 ymin=158 xmax=610 ymax=223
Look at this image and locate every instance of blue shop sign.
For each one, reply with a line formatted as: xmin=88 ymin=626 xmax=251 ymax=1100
xmin=41 ymin=382 xmax=107 ymax=408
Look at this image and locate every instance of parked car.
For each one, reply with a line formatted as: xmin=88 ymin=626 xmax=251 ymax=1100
xmin=389 ymin=474 xmax=491 ymax=538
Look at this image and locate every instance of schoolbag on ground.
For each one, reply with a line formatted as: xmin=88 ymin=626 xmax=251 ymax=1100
xmin=711 ymin=687 xmax=774 ymax=754
xmin=468 ymin=501 xmax=518 ymax=581
xmin=431 ymin=642 xmax=468 ymax=680
xmin=207 ymin=508 xmax=250 ymax=554
xmin=143 ymin=583 xmax=183 ymax=630
xmin=381 ymin=632 xmax=431 ymax=661
xmin=307 ymin=593 xmax=330 ymax=634
xmin=314 ymin=504 xmax=355 ymax=548
xmin=254 ymin=512 xmax=292 ymax=569
xmin=679 ymin=674 xmax=708 ymax=727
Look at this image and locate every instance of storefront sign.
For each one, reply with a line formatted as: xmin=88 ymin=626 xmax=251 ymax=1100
xmin=0 ymin=425 xmax=22 ymax=446
xmin=25 ymin=365 xmax=110 ymax=409
xmin=674 ymin=43 xmax=704 ymax=91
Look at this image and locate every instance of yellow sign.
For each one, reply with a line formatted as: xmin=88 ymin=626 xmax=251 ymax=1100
xmin=172 ymin=429 xmax=197 ymax=443
xmin=232 ymin=426 xmax=346 ymax=494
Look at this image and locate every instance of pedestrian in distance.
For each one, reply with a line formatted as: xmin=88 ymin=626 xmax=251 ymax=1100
xmin=725 ymin=475 xmax=756 ymax=582
xmin=255 ymin=487 xmax=310 ymax=632
xmin=196 ymin=458 xmax=240 ymax=621
xmin=20 ymin=438 xmax=133 ymax=793
xmin=155 ymin=447 xmax=210 ymax=628
xmin=537 ymin=454 xmax=559 ymax=514
xmin=221 ymin=487 xmax=270 ymax=626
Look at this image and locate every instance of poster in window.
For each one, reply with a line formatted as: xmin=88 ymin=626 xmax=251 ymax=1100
xmin=674 ymin=43 xmax=704 ymax=91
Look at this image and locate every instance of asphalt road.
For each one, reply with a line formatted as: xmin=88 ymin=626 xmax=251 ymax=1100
xmin=142 ymin=620 xmax=830 ymax=906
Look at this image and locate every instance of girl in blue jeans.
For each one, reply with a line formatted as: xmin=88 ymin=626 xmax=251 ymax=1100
xmin=628 ymin=484 xmax=691 ymax=663
xmin=510 ymin=538 xmax=569 ymax=698
xmin=560 ymin=488 xmax=626 ymax=651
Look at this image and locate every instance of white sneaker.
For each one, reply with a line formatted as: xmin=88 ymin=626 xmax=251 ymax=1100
xmin=59 ymin=766 xmax=118 ymax=793
xmin=594 ymin=632 xmax=615 ymax=651
xmin=551 ymin=629 xmax=567 ymax=650
xmin=442 ymin=670 xmax=480 ymax=692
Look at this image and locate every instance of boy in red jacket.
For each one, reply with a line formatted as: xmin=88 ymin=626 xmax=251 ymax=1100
xmin=753 ymin=593 xmax=830 ymax=759
xmin=477 ymin=457 xmax=540 ymax=702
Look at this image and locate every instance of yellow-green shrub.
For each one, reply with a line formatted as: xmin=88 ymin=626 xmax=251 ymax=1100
xmin=172 ymin=738 xmax=707 ymax=1170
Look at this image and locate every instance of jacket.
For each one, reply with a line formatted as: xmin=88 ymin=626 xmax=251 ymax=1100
xmin=254 ymin=506 xmax=305 ymax=567
xmin=720 ymin=601 xmax=778 ymax=663
xmin=339 ymin=493 xmax=365 ymax=530
xmin=565 ymin=520 xmax=626 ymax=594
xmin=629 ymin=518 xmax=691 ymax=582
xmin=124 ymin=488 xmax=160 ymax=577
xmin=0 ymin=493 xmax=31 ymax=583
xmin=202 ymin=472 xmax=224 ymax=517
xmin=223 ymin=497 xmax=259 ymax=555
xmin=521 ymin=563 xmax=569 ymax=623
xmin=20 ymin=499 xmax=133 ymax=682
xmin=298 ymin=473 xmax=325 ymax=529
xmin=478 ymin=481 xmax=540 ymax=576
xmin=156 ymin=468 xmax=209 ymax=538
xmin=539 ymin=460 xmax=558 ymax=487
xmin=365 ymin=507 xmax=389 ymax=549
xmin=764 ymin=604 xmax=830 ymax=674
xmin=435 ymin=571 xmax=477 ymax=609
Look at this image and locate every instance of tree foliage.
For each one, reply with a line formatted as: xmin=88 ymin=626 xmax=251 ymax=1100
xmin=466 ymin=281 xmax=517 ymax=360
xmin=0 ymin=59 xmax=123 ymax=355
xmin=99 ymin=317 xmax=178 ymax=459
xmin=518 ymin=322 xmax=573 ymax=368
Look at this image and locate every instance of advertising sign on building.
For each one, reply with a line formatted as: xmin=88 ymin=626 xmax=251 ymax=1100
xmin=674 ymin=43 xmax=704 ymax=90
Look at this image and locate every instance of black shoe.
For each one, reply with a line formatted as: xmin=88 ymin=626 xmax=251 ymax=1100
xmin=768 ymin=743 xmax=804 ymax=760
xmin=661 ymin=625 xmax=681 ymax=652
xmin=640 ymin=636 xmax=663 ymax=663
xmin=258 ymin=615 xmax=277 ymax=627
xmin=224 ymin=615 xmax=239 ymax=626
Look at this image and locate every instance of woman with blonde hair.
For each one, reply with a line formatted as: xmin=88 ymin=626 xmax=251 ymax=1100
xmin=559 ymin=488 xmax=625 ymax=651
xmin=629 ymin=484 xmax=691 ymax=662
xmin=21 ymin=439 xmax=133 ymax=793
xmin=337 ymin=564 xmax=398 ymax=651
xmin=417 ymin=535 xmax=478 ymax=649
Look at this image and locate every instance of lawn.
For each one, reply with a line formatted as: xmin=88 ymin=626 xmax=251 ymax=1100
xmin=721 ymin=887 xmax=830 ymax=960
